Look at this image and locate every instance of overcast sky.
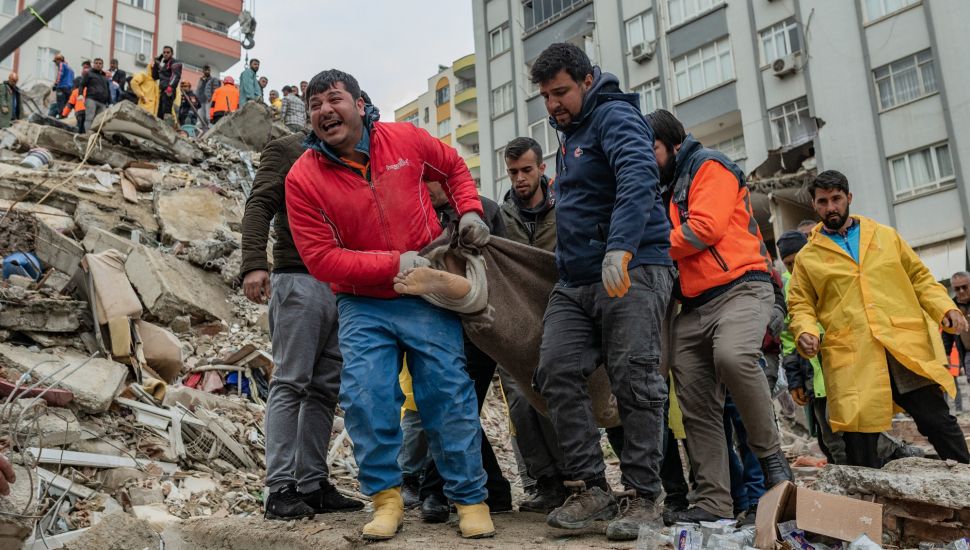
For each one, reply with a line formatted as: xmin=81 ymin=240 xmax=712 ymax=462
xmin=223 ymin=1 xmax=475 ymax=120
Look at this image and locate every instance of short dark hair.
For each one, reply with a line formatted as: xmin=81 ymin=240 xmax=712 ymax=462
xmin=306 ymin=69 xmax=362 ymax=101
xmin=282 ymin=85 xmax=292 ymax=93
xmin=251 ymin=58 xmax=260 ymax=64
xmin=530 ymin=42 xmax=593 ymax=85
xmin=82 ymin=60 xmax=91 ymax=67
xmin=644 ymin=109 xmax=686 ymax=154
xmin=360 ymin=90 xmax=372 ymax=105
xmin=203 ymin=64 xmax=210 ymax=70
xmin=505 ymin=137 xmax=543 ymax=163
xmin=808 ymin=170 xmax=850 ymax=199
xmin=93 ymin=57 xmax=103 ymax=63
xmin=162 ymin=45 xmax=173 ymax=52
xmin=110 ymin=58 xmax=118 ymax=64
xmin=797 ymin=219 xmax=817 ymax=229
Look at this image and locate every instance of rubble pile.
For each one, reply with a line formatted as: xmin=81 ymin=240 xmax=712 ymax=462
xmin=0 ymin=107 xmax=359 ymax=549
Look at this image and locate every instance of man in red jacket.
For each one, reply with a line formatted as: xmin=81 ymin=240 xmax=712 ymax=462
xmin=285 ymin=69 xmax=495 ymax=541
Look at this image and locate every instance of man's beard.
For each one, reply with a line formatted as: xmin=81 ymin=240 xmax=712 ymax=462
xmin=516 ymin=185 xmax=539 ymax=202
xmin=659 ymin=159 xmax=677 ymax=188
xmin=822 ymin=206 xmax=850 ymax=231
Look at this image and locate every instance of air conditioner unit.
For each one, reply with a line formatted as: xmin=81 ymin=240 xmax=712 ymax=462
xmin=631 ymin=41 xmax=656 ymax=63
xmin=772 ymin=53 xmax=798 ymax=78
xmin=134 ymin=52 xmax=149 ymax=66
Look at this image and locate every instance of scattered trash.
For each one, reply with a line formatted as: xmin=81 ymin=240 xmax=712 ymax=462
xmin=19 ymin=147 xmax=52 ymax=169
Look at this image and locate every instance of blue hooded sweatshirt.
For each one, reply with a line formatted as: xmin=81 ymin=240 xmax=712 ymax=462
xmin=551 ymin=68 xmax=671 ymax=286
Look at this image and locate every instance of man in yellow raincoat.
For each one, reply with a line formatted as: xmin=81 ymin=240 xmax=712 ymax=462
xmin=130 ymin=64 xmax=158 ymax=116
xmin=788 ymin=170 xmax=970 ymax=467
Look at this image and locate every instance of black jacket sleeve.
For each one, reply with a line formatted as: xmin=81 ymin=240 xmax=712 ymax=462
xmin=239 ymin=138 xmax=287 ymax=275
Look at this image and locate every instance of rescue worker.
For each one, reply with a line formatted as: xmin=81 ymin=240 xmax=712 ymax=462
xmin=789 ymin=170 xmax=970 ymax=468
xmin=645 ymin=109 xmax=791 ymax=524
xmin=209 ymin=76 xmax=239 ymax=123
xmin=284 ymin=69 xmax=495 ymax=541
xmin=61 ymin=79 xmax=86 ymax=134
xmin=130 ymin=63 xmax=158 ymax=116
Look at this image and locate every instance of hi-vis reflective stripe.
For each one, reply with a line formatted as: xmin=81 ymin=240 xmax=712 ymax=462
xmin=682 ymin=224 xmax=708 ymax=251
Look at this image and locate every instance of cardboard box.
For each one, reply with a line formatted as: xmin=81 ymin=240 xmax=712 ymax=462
xmin=755 ymin=481 xmax=882 ymax=549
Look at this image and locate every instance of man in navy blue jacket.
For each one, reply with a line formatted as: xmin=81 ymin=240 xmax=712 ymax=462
xmin=531 ymin=43 xmax=674 ymax=541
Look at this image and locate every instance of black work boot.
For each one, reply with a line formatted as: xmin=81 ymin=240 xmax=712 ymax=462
xmin=606 ymin=490 xmax=663 ymax=541
xmin=519 ymin=476 xmax=569 ymax=514
xmin=737 ymin=504 xmax=758 ymax=528
xmin=664 ymin=506 xmax=730 ymax=526
xmin=758 ymin=450 xmax=794 ymax=488
xmin=401 ymin=475 xmax=422 ymax=509
xmin=546 ymin=479 xmax=618 ymax=530
xmin=420 ymin=491 xmax=450 ymax=523
xmin=264 ymin=483 xmax=315 ymax=520
xmin=300 ymin=480 xmax=364 ymax=513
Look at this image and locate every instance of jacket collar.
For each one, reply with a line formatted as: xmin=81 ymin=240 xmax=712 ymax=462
xmin=549 ymin=68 xmax=636 ymax=134
xmin=304 ymin=103 xmax=380 ymax=167
xmin=810 ymin=215 xmax=873 ymax=263
xmin=503 ymin=175 xmax=553 ymax=215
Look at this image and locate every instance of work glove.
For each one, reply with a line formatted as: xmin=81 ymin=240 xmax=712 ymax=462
xmin=768 ymin=304 xmax=786 ymax=338
xmin=399 ymin=251 xmax=430 ymax=272
xmin=602 ymin=250 xmax=633 ymax=298
xmin=165 ymin=86 xmax=173 ymax=96
xmin=458 ymin=212 xmax=490 ymax=248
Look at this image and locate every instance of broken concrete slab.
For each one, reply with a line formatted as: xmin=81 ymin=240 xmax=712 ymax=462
xmin=132 ymin=503 xmax=182 ymax=532
xmin=0 ymin=464 xmax=37 ymax=547
xmin=21 ymin=406 xmax=83 ymax=447
xmin=81 ymin=227 xmax=138 ymax=257
xmin=124 ymin=166 xmax=163 ymax=192
xmin=20 ymin=122 xmax=134 ymax=168
xmin=84 ymin=250 xmax=143 ymax=324
xmin=0 ymin=343 xmax=127 ymax=413
xmin=93 ymin=101 xmax=204 ymax=165
xmin=60 ymin=511 xmax=160 ymax=550
xmin=125 ymin=246 xmax=231 ymax=323
xmin=134 ymin=320 xmax=183 ymax=383
xmin=72 ymin=200 xmax=158 ymax=242
xmin=0 ymin=296 xmax=86 ymax=332
xmin=155 ymin=187 xmax=234 ymax=245
xmin=34 ymin=219 xmax=84 ymax=277
xmin=0 ymin=197 xmax=75 ymax=233
xmin=128 ymin=486 xmax=165 ymax=506
xmin=204 ymin=100 xmax=290 ymax=152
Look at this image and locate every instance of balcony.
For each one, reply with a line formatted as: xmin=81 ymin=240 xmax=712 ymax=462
xmin=465 ymin=154 xmax=481 ymax=170
xmin=178 ymin=0 xmax=242 ymax=28
xmin=455 ymin=84 xmax=477 ymax=114
xmin=177 ymin=13 xmax=241 ymax=72
xmin=453 ymin=53 xmax=475 ymax=80
xmin=455 ymin=120 xmax=479 ymax=146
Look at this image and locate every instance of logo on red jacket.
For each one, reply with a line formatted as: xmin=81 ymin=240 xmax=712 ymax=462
xmin=573 ymin=147 xmax=583 ymax=158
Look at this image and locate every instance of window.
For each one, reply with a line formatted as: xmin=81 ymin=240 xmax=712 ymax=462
xmin=864 ymin=0 xmax=918 ymax=22
xmin=709 ymin=135 xmax=746 ymax=161
xmin=119 ymin=0 xmax=154 ymax=11
xmin=489 ymin=25 xmax=510 ymax=57
xmin=435 ymin=85 xmax=450 ymax=106
xmin=672 ymin=37 xmax=734 ymax=101
xmin=667 ymin=0 xmax=722 ymax=27
xmin=760 ymin=18 xmax=800 ymax=64
xmin=768 ymin=97 xmax=815 ymax=148
xmin=634 ymin=79 xmax=663 ymax=113
xmin=523 ymin=0 xmax=588 ymax=33
xmin=625 ymin=11 xmax=656 ymax=52
xmin=47 ymin=13 xmax=63 ymax=31
xmin=1 ymin=0 xmax=15 ymax=16
xmin=437 ymin=118 xmax=451 ymax=137
xmin=889 ymin=143 xmax=954 ymax=199
xmin=35 ymin=47 xmax=58 ymax=81
xmin=402 ymin=112 xmax=419 ymax=127
xmin=873 ymin=50 xmax=937 ymax=110
xmin=423 ymin=107 xmax=430 ymax=123
xmin=528 ymin=120 xmax=560 ymax=159
xmin=494 ymin=146 xmax=506 ymax=178
xmin=83 ymin=11 xmax=103 ymax=44
xmin=114 ymin=23 xmax=153 ymax=55
xmin=491 ymin=82 xmax=513 ymax=116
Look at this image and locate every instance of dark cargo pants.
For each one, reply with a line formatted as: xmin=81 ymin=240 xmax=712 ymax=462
xmin=535 ymin=265 xmax=674 ymax=499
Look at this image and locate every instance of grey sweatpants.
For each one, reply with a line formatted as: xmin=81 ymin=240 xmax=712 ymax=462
xmin=83 ymin=98 xmax=107 ymax=132
xmin=264 ymin=272 xmax=342 ymax=492
xmin=671 ymin=280 xmax=782 ymax=518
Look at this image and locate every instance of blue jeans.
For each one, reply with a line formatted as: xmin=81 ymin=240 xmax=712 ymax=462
xmin=724 ymin=394 xmax=765 ymax=513
xmin=336 ymin=295 xmax=486 ymax=504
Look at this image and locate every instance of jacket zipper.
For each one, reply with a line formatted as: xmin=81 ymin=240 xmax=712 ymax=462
xmin=364 ymin=171 xmax=393 ymax=250
xmin=709 ymin=246 xmax=729 ymax=272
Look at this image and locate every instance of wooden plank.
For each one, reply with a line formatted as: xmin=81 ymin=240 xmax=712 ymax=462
xmin=27 ymin=448 xmax=178 ymax=474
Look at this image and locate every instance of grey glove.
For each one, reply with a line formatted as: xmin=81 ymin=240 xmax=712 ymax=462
xmin=458 ymin=212 xmax=490 ymax=247
xmin=399 ymin=251 xmax=430 ymax=272
xmin=768 ymin=305 xmax=786 ymax=338
xmin=601 ymin=250 xmax=633 ymax=298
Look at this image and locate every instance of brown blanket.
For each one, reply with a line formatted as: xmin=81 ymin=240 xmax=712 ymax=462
xmin=423 ymin=234 xmax=620 ymax=428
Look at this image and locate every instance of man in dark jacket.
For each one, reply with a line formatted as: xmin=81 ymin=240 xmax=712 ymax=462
xmin=79 ymin=58 xmax=111 ymax=132
xmin=497 ymin=136 xmax=567 ymax=514
xmin=0 ymin=72 xmax=22 ymax=129
xmin=412 ymin=180 xmax=513 ymax=522
xmin=50 ymin=53 xmax=74 ymax=117
xmin=109 ymin=59 xmax=127 ymax=102
xmin=530 ymin=43 xmax=674 ymax=541
xmin=240 ymin=132 xmax=363 ymax=520
xmin=195 ymin=65 xmax=217 ymax=123
xmin=177 ymin=81 xmax=200 ymax=126
xmin=152 ymin=46 xmax=182 ymax=121
xmin=943 ymin=271 xmax=970 ymax=412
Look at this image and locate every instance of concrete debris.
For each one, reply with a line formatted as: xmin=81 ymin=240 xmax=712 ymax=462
xmin=123 ymin=166 xmax=163 ymax=191
xmin=0 ymin=198 xmax=75 ymax=233
xmin=204 ymin=101 xmax=291 ymax=152
xmin=155 ymin=187 xmax=235 ymax=245
xmin=17 ymin=122 xmax=134 ymax=168
xmin=80 ymin=226 xmax=138 ymax=257
xmin=60 ymin=511 xmax=159 ymax=550
xmin=0 ymin=343 xmax=127 ymax=413
xmin=84 ymin=250 xmax=143 ymax=325
xmin=0 ymin=464 xmax=37 ymax=547
xmin=0 ymin=295 xmax=86 ymax=332
xmin=93 ymin=101 xmax=204 ymax=164
xmin=134 ymin=320 xmax=183 ymax=384
xmin=125 ymin=245 xmax=232 ymax=323
xmin=34 ymin=218 xmax=84 ymax=277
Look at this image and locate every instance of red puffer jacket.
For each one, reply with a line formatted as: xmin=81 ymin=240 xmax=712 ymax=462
xmin=285 ymin=121 xmax=483 ymax=298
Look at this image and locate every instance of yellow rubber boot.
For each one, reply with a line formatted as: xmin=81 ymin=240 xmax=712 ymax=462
xmin=362 ymin=487 xmax=404 ymax=541
xmin=456 ymin=502 xmax=495 ymax=539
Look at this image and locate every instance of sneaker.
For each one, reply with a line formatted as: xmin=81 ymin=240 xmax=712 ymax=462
xmin=664 ymin=506 xmax=730 ymax=526
xmin=546 ymin=480 xmax=618 ymax=530
xmin=519 ymin=477 xmax=569 ymax=514
xmin=300 ymin=481 xmax=364 ymax=513
xmin=401 ymin=475 xmax=422 ymax=509
xmin=737 ymin=505 xmax=758 ymax=528
xmin=605 ymin=491 xmax=663 ymax=541
xmin=264 ymin=483 xmax=315 ymax=520
xmin=420 ymin=492 xmax=450 ymax=523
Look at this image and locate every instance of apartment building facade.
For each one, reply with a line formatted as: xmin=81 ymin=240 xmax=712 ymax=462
xmin=394 ymin=53 xmax=481 ymax=188
xmin=0 ymin=0 xmax=243 ymax=91
xmin=472 ymin=0 xmax=970 ymax=279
